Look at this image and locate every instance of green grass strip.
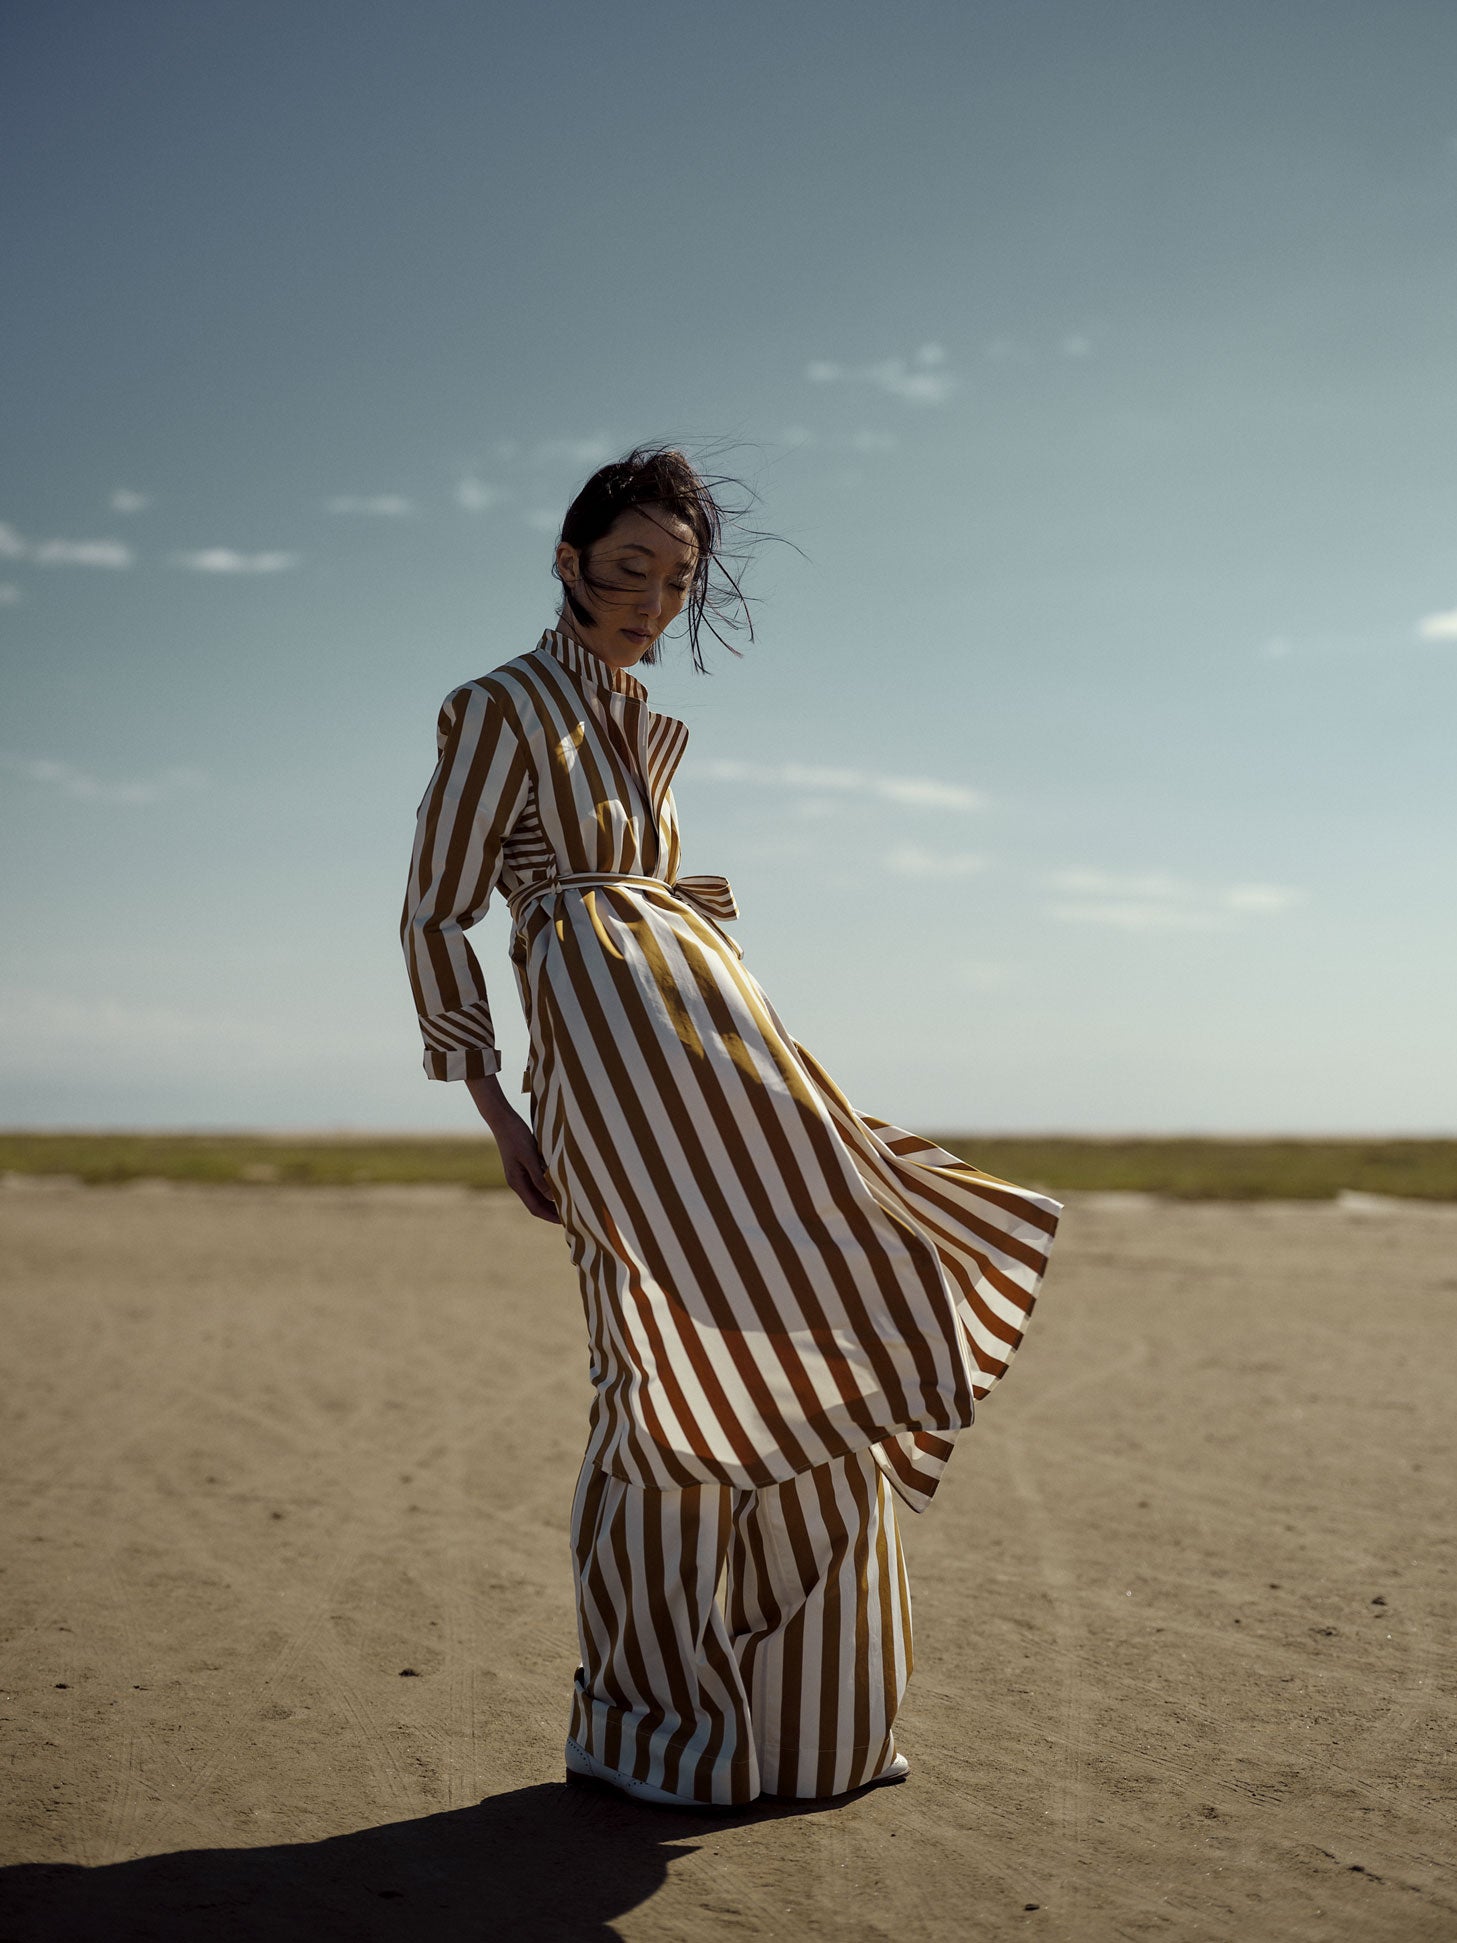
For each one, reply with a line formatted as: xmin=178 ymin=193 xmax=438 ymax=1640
xmin=2 ymin=1132 xmax=1455 ymax=1199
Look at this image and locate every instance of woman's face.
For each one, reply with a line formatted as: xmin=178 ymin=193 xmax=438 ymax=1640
xmin=555 ymin=504 xmax=698 ymax=669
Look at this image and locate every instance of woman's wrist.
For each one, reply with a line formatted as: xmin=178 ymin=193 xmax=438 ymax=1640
xmin=465 ymin=1072 xmax=522 ymax=1135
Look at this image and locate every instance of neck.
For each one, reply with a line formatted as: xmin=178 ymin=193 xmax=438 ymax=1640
xmin=554 ymin=613 xmax=647 ymax=675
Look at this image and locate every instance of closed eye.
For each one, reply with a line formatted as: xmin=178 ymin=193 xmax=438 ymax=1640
xmin=614 ymin=566 xmax=691 ymax=591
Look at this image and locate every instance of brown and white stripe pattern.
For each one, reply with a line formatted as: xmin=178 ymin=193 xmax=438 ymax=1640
xmin=569 ymin=1448 xmax=911 ymax=1804
xmin=402 ymin=630 xmax=1061 ymax=1509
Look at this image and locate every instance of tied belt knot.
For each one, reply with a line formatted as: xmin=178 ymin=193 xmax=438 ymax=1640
xmin=507 ymin=870 xmax=740 ymax=952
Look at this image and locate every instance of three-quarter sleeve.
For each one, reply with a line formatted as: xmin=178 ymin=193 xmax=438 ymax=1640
xmin=401 ymin=682 xmax=530 ymax=1081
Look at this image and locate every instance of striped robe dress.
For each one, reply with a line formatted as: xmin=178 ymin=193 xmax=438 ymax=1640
xmin=402 ymin=629 xmax=1061 ymax=1516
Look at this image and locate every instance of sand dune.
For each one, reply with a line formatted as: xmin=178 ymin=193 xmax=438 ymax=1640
xmin=0 ymin=1180 xmax=1453 ymax=1940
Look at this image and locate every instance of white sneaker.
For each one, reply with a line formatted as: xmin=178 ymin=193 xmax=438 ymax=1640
xmin=565 ymin=1736 xmax=724 ymax=1809
xmin=761 ymin=1752 xmax=910 ymax=1799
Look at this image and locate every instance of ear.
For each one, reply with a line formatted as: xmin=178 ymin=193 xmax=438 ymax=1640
xmin=555 ymin=539 xmax=579 ymax=584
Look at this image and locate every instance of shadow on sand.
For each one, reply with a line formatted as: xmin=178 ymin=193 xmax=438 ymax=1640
xmin=0 ymin=1778 xmax=833 ymax=1941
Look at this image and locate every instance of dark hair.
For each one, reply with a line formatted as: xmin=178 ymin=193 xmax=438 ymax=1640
xmin=553 ymin=445 xmax=758 ymax=671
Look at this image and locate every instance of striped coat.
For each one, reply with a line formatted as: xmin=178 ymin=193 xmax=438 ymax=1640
xmin=402 ymin=630 xmax=1060 ymax=1510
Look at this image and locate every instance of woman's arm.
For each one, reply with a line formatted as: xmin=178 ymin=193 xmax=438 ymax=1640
xmin=402 ymin=681 xmax=558 ymax=1223
xmin=401 ymin=682 xmax=529 ymax=1081
xmin=466 ymin=1073 xmax=559 ymax=1224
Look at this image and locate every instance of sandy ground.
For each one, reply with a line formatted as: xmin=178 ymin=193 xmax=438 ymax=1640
xmin=0 ymin=1179 xmax=1453 ymax=1943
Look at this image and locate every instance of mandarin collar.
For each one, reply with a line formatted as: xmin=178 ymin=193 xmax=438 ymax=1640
xmin=538 ymin=628 xmax=649 ymax=702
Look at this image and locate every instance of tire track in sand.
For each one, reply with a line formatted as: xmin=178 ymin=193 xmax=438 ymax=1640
xmin=121 ymin=1539 xmax=366 ymax=1849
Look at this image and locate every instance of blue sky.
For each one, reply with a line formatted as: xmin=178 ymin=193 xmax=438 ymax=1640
xmin=2 ymin=0 xmax=1454 ymax=1133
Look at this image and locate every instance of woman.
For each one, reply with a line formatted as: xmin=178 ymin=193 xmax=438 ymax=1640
xmin=402 ymin=447 xmax=1060 ymax=1808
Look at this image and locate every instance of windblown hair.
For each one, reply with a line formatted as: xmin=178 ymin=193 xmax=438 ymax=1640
xmin=552 ymin=445 xmax=760 ymax=671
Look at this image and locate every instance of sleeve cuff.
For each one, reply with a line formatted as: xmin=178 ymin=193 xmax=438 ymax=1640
xmin=423 ymin=1044 xmax=501 ymax=1082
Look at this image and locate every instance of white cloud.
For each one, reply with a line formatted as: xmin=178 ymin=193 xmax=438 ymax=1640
xmin=1261 ymin=634 xmax=1294 ymax=659
xmin=1222 ymin=883 xmax=1303 ymax=914
xmin=876 ymin=776 xmax=985 ymax=810
xmin=1416 ymin=608 xmax=1457 ymax=641
xmin=0 ymin=986 xmax=285 ymax=1058
xmin=704 ymin=758 xmax=834 ymax=788
xmin=456 ymin=439 xmax=612 ymax=492
xmin=0 ymin=754 xmax=206 ymax=806
xmin=977 ymin=332 xmax=1097 ymax=365
xmin=695 ymin=756 xmax=985 ymax=811
xmin=884 ymin=844 xmax=987 ymax=878
xmin=778 ymin=763 xmax=868 ymax=791
xmin=324 ymin=494 xmax=415 ymax=517
xmin=1047 ymin=869 xmax=1191 ymax=901
xmin=1044 ymin=869 xmax=1304 ymax=931
xmin=457 ymin=476 xmax=505 ymax=512
xmin=776 ymin=428 xmax=898 ymax=455
xmin=0 ymin=583 xmax=20 ymax=605
xmin=170 ymin=548 xmax=299 ymax=574
xmin=0 ymin=987 xmax=409 ymax=1083
xmin=806 ymin=343 xmax=959 ymax=406
xmin=31 ymin=538 xmax=135 ymax=568
xmin=110 ymin=489 xmax=151 ymax=514
xmin=0 ymin=522 xmax=133 ymax=568
xmin=532 ymin=438 xmax=614 ymax=468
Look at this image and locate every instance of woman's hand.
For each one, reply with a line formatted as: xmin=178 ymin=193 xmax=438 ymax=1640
xmin=466 ymin=1074 xmax=561 ymax=1224
xmin=494 ymin=1115 xmax=561 ymax=1223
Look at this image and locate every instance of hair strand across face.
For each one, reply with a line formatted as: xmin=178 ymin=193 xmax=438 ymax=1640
xmin=553 ymin=445 xmax=768 ymax=670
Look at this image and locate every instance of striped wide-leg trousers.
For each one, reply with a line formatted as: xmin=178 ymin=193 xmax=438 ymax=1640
xmin=567 ymin=1446 xmax=913 ymax=1805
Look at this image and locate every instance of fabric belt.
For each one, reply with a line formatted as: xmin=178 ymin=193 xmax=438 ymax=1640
xmin=507 ymin=870 xmax=740 ymax=942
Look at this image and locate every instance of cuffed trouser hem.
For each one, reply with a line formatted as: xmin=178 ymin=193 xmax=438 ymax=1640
xmin=756 ymin=1732 xmax=900 ymax=1799
xmin=568 ymin=1446 xmax=913 ymax=1807
xmin=568 ymin=1675 xmax=759 ymax=1807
